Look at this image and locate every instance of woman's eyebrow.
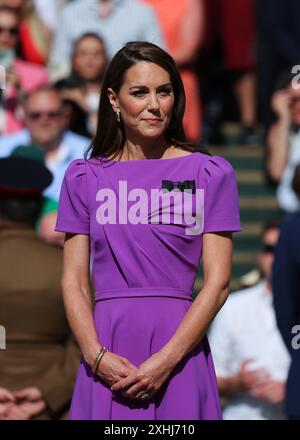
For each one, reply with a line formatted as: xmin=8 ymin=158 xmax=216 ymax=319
xmin=129 ymin=83 xmax=172 ymax=90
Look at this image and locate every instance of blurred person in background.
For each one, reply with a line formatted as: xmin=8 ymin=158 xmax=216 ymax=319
xmin=267 ymin=73 xmax=300 ymax=213
xmin=209 ymin=220 xmax=291 ymax=420
xmin=33 ymin=0 xmax=67 ymax=34
xmin=0 ymin=0 xmax=53 ymax=65
xmin=256 ymin=0 xmax=300 ymax=134
xmin=200 ymin=0 xmax=257 ymax=145
xmin=7 ymin=144 xmax=65 ymax=247
xmin=219 ymin=0 xmax=257 ymax=145
xmin=55 ymin=33 xmax=108 ymax=137
xmin=0 ymin=155 xmax=81 ymax=420
xmin=272 ymin=165 xmax=300 ymax=420
xmin=0 ymin=6 xmax=48 ymax=134
xmin=0 ymin=85 xmax=90 ymax=203
xmin=140 ymin=0 xmax=204 ymax=142
xmin=49 ymin=0 xmax=165 ymax=80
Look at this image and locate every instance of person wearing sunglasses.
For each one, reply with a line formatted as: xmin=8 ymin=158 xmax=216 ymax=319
xmin=0 ymin=85 xmax=90 ymax=245
xmin=0 ymin=85 xmax=90 ymax=205
xmin=0 ymin=0 xmax=54 ymax=66
xmin=209 ymin=220 xmax=291 ymax=420
xmin=267 ymin=71 xmax=300 ymax=214
xmin=0 ymin=6 xmax=48 ymax=135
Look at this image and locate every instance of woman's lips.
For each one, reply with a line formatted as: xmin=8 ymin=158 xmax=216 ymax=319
xmin=143 ymin=118 xmax=162 ymax=123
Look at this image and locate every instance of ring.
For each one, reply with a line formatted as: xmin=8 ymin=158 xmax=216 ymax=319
xmin=137 ymin=391 xmax=150 ymax=400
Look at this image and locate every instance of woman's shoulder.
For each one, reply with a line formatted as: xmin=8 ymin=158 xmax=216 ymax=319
xmin=64 ymin=159 xmax=89 ymax=183
xmin=196 ymin=152 xmax=235 ymax=181
xmin=65 ymin=157 xmax=110 ymax=181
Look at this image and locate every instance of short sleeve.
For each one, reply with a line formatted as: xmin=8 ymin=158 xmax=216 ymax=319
xmin=55 ymin=159 xmax=90 ymax=234
xmin=202 ymin=156 xmax=242 ymax=234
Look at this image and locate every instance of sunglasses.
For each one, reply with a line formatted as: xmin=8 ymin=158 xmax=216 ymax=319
xmin=262 ymin=243 xmax=276 ymax=254
xmin=27 ymin=111 xmax=61 ymax=120
xmin=0 ymin=26 xmax=18 ymax=36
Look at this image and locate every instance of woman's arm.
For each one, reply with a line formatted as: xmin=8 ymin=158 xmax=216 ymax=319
xmin=111 ymin=232 xmax=233 ymax=399
xmin=171 ymin=0 xmax=204 ymax=67
xmin=61 ymin=233 xmax=100 ymax=367
xmin=62 ymin=233 xmax=137 ymax=384
xmin=267 ymin=89 xmax=292 ymax=183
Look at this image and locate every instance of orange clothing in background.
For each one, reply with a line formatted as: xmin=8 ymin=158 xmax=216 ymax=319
xmin=19 ymin=23 xmax=46 ymax=65
xmin=141 ymin=0 xmax=202 ymax=142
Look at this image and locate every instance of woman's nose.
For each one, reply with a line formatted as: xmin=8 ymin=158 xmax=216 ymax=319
xmin=147 ymin=93 xmax=160 ymax=111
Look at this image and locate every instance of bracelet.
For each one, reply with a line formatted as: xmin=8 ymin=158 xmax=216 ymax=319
xmin=92 ymin=346 xmax=108 ymax=374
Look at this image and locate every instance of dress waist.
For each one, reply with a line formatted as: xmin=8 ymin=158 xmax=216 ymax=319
xmin=94 ymin=287 xmax=193 ymax=302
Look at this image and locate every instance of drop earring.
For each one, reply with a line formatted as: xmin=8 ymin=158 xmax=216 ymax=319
xmin=115 ymin=108 xmax=121 ymax=123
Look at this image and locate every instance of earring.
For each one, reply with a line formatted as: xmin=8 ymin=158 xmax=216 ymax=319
xmin=114 ymin=108 xmax=121 ymax=123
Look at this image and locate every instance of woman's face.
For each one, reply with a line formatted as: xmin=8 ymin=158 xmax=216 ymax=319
xmin=108 ymin=61 xmax=175 ymax=142
xmin=73 ymin=37 xmax=107 ymax=82
xmin=0 ymin=11 xmax=18 ymax=52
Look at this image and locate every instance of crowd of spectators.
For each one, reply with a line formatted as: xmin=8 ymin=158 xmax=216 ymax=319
xmin=0 ymin=0 xmax=300 ymax=421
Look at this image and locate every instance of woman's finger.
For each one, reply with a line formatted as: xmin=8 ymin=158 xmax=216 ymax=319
xmin=122 ymin=382 xmax=149 ymax=399
xmin=111 ymin=373 xmax=139 ymax=391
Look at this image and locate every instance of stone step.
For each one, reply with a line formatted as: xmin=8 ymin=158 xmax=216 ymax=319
xmin=197 ymin=143 xmax=277 ymax=294
xmin=236 ymin=170 xmax=265 ymax=184
xmin=235 ymin=222 xmax=262 ymax=236
xmin=240 ymin=210 xmax=280 ymax=222
xmin=238 ymin=184 xmax=276 ymax=197
xmin=232 ymin=251 xmax=258 ymax=264
xmin=209 ymin=146 xmax=264 ymax=159
xmin=239 ymin=197 xmax=278 ymax=209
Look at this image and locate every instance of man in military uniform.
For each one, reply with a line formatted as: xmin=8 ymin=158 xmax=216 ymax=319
xmin=0 ymin=154 xmax=81 ymax=420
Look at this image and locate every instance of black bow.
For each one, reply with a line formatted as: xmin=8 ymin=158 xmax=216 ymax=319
xmin=161 ymin=179 xmax=196 ymax=194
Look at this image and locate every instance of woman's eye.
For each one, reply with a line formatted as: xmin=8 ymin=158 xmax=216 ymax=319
xmin=132 ymin=91 xmax=146 ymax=97
xmin=159 ymin=90 xmax=172 ymax=96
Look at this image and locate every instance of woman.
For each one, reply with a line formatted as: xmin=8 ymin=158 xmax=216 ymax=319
xmin=55 ymin=41 xmax=241 ymax=420
xmin=55 ymin=33 xmax=108 ymax=137
xmin=0 ymin=0 xmax=53 ymax=65
xmin=0 ymin=6 xmax=48 ymax=134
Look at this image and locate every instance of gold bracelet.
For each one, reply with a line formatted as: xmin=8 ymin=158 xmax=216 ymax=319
xmin=92 ymin=346 xmax=108 ymax=374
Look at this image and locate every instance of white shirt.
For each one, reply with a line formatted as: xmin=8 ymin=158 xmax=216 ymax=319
xmin=209 ymin=281 xmax=291 ymax=420
xmin=50 ymin=0 xmax=165 ymax=75
xmin=34 ymin=0 xmax=61 ymax=30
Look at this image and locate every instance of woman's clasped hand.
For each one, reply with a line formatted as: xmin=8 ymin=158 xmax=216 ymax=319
xmin=96 ymin=351 xmax=175 ymax=401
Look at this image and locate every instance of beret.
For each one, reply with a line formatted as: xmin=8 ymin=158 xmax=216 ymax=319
xmin=0 ymin=156 xmax=53 ymax=197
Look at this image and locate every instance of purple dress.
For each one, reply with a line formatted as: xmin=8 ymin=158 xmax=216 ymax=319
xmin=55 ymin=151 xmax=241 ymax=420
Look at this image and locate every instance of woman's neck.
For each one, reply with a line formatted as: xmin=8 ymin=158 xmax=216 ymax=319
xmin=120 ymin=137 xmax=175 ymax=161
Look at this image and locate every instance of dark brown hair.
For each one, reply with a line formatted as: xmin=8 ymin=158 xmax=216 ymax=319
xmin=85 ymin=41 xmax=206 ymax=161
xmin=72 ymin=32 xmax=107 ymax=57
